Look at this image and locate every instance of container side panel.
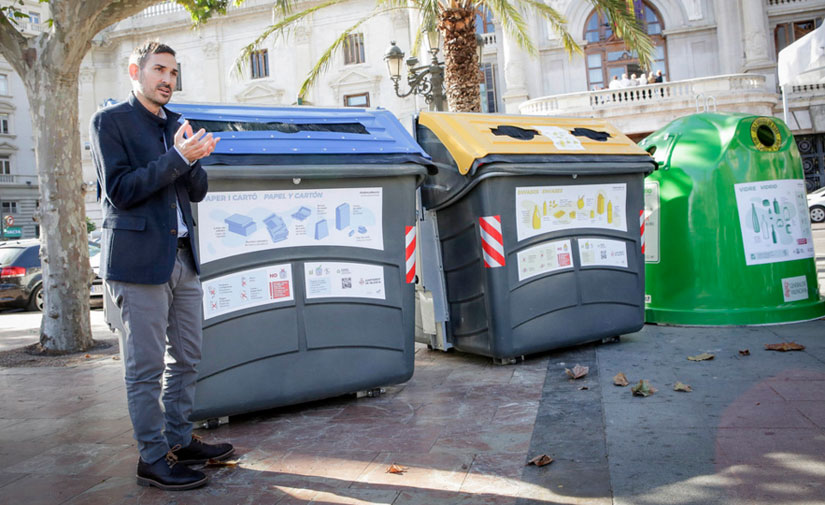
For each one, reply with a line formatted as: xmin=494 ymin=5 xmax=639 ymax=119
xmin=200 ymin=308 xmax=300 ymax=378
xmin=304 ymin=304 xmax=405 ymax=351
xmin=192 ymin=347 xmax=413 ymax=420
xmin=579 ymin=269 xmax=642 ymax=306
xmin=509 ymin=272 xmax=579 ymax=327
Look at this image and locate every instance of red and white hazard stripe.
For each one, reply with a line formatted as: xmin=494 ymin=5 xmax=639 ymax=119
xmin=639 ymin=210 xmax=645 ymax=255
xmin=405 ymin=226 xmax=416 ymax=283
xmin=479 ymin=216 xmax=506 ymax=268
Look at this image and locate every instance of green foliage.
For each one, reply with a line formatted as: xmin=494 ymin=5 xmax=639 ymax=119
xmin=175 ymin=0 xmax=243 ymax=25
xmin=85 ymin=216 xmax=96 ymax=234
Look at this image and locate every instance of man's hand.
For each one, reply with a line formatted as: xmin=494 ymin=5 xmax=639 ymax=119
xmin=174 ymin=120 xmax=220 ymax=163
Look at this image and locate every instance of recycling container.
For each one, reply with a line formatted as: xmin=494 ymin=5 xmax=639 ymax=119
xmin=415 ymin=112 xmax=656 ymax=361
xmin=166 ymin=104 xmax=432 ymax=420
xmin=640 ymin=113 xmax=825 ymax=325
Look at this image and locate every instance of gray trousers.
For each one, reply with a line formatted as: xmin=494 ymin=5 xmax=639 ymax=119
xmin=107 ymin=246 xmax=203 ymax=464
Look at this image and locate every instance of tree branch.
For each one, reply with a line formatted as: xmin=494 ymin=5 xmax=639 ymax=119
xmin=80 ymin=0 xmax=161 ymax=44
xmin=0 ymin=9 xmax=33 ymax=79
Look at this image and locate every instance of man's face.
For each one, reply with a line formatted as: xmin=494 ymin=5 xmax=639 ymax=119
xmin=130 ymin=52 xmax=178 ymax=108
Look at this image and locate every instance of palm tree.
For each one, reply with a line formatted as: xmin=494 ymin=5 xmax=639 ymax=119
xmin=237 ymin=0 xmax=654 ymax=112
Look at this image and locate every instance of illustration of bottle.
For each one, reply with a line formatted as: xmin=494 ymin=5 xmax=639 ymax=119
xmin=773 ymin=198 xmax=780 ymax=214
xmin=751 ymin=203 xmax=760 ymax=233
xmin=597 ymin=193 xmax=605 ymax=215
xmin=543 ymin=201 xmax=547 ymax=216
xmin=771 ymin=224 xmax=777 ymax=244
xmin=607 ymin=201 xmax=613 ymax=224
xmin=761 ymin=217 xmax=769 ymax=239
xmin=577 ymin=196 xmax=585 ymax=210
xmin=532 ymin=205 xmax=541 ymax=229
xmin=782 ymin=206 xmax=790 ymax=221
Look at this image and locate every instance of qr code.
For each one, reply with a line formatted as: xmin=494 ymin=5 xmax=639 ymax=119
xmin=341 ymin=277 xmax=352 ymax=289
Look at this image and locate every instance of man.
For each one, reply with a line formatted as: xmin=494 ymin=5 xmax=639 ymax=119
xmin=90 ymin=41 xmax=233 ymax=491
xmin=654 ymin=70 xmax=664 ymax=83
xmin=608 ymin=75 xmax=621 ymax=90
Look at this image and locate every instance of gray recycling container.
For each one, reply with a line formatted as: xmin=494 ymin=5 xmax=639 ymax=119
xmin=416 ymin=112 xmax=655 ymax=361
xmin=169 ymin=104 xmax=432 ymax=420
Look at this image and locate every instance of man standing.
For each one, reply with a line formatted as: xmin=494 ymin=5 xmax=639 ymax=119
xmin=90 ymin=41 xmax=233 ymax=491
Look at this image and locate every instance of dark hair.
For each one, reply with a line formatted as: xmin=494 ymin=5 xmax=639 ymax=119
xmin=130 ymin=41 xmax=176 ymax=69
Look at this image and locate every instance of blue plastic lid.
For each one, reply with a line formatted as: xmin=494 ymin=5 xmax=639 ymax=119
xmin=167 ymin=104 xmax=430 ymax=159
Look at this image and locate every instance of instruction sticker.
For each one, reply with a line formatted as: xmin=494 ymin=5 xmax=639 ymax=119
xmin=578 ymin=238 xmax=628 ymax=268
xmin=516 ymin=239 xmax=573 ymax=282
xmin=781 ymin=276 xmax=808 ymax=302
xmin=202 ymin=263 xmax=293 ymax=320
xmin=532 ymin=126 xmax=585 ymax=151
xmin=305 ymin=261 xmax=385 ymax=300
xmin=643 ymin=181 xmax=660 ymax=263
xmin=515 ymin=183 xmax=627 ymax=241
xmin=197 ymin=188 xmax=383 ymax=264
xmin=733 ymin=179 xmax=814 ymax=266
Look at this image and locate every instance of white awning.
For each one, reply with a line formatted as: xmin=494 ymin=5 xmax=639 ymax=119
xmin=778 ymin=24 xmax=825 ymax=87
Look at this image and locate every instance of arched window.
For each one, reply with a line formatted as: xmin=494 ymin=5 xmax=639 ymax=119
xmin=475 ymin=7 xmax=495 ymax=34
xmin=583 ymin=2 xmax=668 ymax=90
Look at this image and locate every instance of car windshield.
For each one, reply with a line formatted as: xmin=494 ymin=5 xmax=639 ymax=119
xmin=0 ymin=247 xmax=24 ymax=266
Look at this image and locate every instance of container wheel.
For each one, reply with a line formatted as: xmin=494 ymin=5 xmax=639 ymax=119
xmin=810 ymin=206 xmax=825 ymax=223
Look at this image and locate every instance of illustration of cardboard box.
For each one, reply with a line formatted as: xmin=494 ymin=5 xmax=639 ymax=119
xmin=225 ymin=214 xmax=257 ymax=236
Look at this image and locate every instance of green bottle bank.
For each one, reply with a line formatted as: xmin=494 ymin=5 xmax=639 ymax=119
xmin=640 ymin=113 xmax=825 ymax=325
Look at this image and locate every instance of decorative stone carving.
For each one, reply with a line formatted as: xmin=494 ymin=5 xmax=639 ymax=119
xmin=79 ymin=68 xmax=95 ymax=84
xmin=235 ymin=81 xmax=286 ymax=104
xmin=203 ymin=41 xmax=219 ymax=59
xmin=686 ymin=0 xmax=703 ymax=21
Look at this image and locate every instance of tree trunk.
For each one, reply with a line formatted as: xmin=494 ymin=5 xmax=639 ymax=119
xmin=25 ymin=59 xmax=93 ymax=352
xmin=439 ymin=7 xmax=482 ymax=112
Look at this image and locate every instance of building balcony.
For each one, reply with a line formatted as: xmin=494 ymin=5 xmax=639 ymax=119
xmin=0 ymin=174 xmax=38 ymax=186
xmin=519 ymin=74 xmax=781 ymax=137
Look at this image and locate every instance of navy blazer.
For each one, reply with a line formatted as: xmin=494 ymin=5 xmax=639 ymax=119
xmin=90 ymin=93 xmax=208 ymax=284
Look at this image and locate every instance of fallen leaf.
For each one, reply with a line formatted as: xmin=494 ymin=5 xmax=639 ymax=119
xmin=578 ymin=386 xmax=589 ymax=391
xmin=631 ymin=380 xmax=657 ymax=397
xmin=765 ymin=342 xmax=805 ymax=352
xmin=565 ymin=364 xmax=589 ymax=380
xmin=687 ymin=353 xmax=715 ymax=361
xmin=673 ymin=382 xmax=692 ymax=392
xmin=739 ymin=349 xmax=750 ymax=356
xmin=613 ymin=372 xmax=629 ymax=387
xmin=527 ymin=454 xmax=554 ymax=467
xmin=112 ymin=356 xmax=120 ymax=360
xmin=204 ymin=459 xmax=238 ymax=468
xmin=387 ymin=464 xmax=407 ymax=474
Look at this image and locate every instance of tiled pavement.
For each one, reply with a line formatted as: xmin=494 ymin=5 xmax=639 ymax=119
xmin=0 ymin=317 xmax=824 ymax=505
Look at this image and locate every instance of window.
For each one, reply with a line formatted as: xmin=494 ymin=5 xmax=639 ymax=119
xmin=175 ymin=63 xmax=182 ymax=91
xmin=0 ymin=155 xmax=9 ymax=175
xmin=1 ymin=201 xmax=18 ymax=214
xmin=250 ymin=50 xmax=269 ymax=79
xmin=583 ymin=2 xmax=668 ymax=90
xmin=0 ymin=114 xmax=8 ymax=134
xmin=343 ymin=34 xmax=365 ymax=65
xmin=0 ymin=74 xmax=8 ymax=96
xmin=343 ymin=92 xmax=369 ymax=107
xmin=480 ymin=63 xmax=498 ymax=113
xmin=28 ymin=11 xmax=40 ymax=25
xmin=475 ymin=7 xmax=495 ymax=34
xmin=775 ymin=18 xmax=822 ymax=56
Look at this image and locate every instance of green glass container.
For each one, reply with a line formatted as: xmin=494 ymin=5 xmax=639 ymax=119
xmin=640 ymin=113 xmax=824 ymax=325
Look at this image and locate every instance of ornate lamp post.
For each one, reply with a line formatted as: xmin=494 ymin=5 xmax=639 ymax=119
xmin=384 ymin=31 xmax=447 ymax=111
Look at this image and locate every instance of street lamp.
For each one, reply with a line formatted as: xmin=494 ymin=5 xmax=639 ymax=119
xmin=384 ymin=31 xmax=487 ymax=112
xmin=384 ymin=34 xmax=447 ymax=111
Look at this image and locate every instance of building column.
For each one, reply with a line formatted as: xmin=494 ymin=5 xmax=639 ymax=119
xmin=714 ymin=0 xmax=743 ymax=74
xmin=501 ymin=31 xmax=528 ymax=113
xmin=740 ymin=0 xmax=773 ymax=70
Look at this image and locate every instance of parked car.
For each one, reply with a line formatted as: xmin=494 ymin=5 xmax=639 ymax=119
xmin=0 ymin=239 xmax=103 ymax=312
xmin=809 ymin=186 xmax=825 ymax=223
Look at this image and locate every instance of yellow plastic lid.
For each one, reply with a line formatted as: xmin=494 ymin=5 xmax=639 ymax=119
xmin=418 ymin=112 xmax=648 ymax=175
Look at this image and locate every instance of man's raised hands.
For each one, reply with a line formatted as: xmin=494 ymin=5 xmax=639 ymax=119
xmin=174 ymin=120 xmax=220 ymax=163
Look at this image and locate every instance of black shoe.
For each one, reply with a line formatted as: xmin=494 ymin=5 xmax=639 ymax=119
xmin=136 ymin=450 xmax=208 ymax=491
xmin=172 ymin=434 xmax=235 ymax=465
